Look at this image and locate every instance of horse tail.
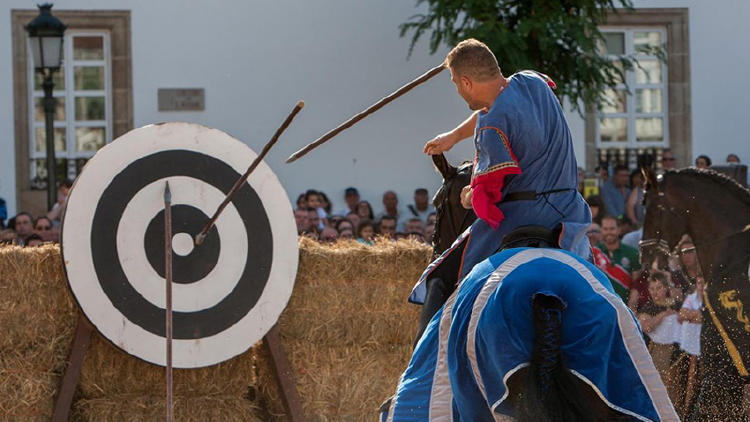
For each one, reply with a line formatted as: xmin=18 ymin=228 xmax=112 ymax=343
xmin=515 ymin=294 xmax=598 ymax=422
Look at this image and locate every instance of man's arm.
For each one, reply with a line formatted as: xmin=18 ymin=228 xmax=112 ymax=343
xmin=423 ymin=111 xmax=479 ymax=155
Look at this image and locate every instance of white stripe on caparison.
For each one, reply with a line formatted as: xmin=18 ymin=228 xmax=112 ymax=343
xmin=464 ymin=249 xmax=677 ymax=421
xmin=428 ymin=288 xmax=459 ymax=422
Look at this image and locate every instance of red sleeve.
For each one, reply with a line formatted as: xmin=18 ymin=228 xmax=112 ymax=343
xmin=470 ymin=165 xmax=521 ymax=230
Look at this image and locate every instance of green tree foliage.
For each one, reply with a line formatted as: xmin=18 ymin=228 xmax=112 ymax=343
xmin=400 ymin=0 xmax=661 ymax=113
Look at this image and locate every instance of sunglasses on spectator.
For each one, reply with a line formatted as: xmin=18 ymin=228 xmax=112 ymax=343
xmin=587 ymin=229 xmax=601 ymax=235
xmin=679 ymin=246 xmax=696 ymax=255
xmin=36 ymin=225 xmax=51 ymax=230
xmin=662 ymin=157 xmax=675 ymax=162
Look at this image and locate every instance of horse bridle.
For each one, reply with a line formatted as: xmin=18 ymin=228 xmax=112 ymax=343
xmin=432 ymin=176 xmax=472 ymax=255
xmin=638 ymin=191 xmax=675 ymax=259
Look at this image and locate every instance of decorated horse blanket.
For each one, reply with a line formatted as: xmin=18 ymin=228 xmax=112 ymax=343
xmin=384 ymin=248 xmax=678 ymax=422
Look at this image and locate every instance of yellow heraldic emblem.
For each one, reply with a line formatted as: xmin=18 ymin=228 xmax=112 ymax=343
xmin=719 ymin=289 xmax=750 ymax=333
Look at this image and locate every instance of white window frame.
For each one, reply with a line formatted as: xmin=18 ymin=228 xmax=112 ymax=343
xmin=596 ymin=27 xmax=669 ymax=150
xmin=27 ymin=30 xmax=113 ymax=182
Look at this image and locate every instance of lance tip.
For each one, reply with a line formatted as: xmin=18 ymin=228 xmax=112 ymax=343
xmin=297 ymin=100 xmax=305 ymax=108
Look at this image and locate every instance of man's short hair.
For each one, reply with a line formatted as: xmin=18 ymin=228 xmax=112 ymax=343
xmin=380 ymin=215 xmax=396 ymax=224
xmin=445 ymin=39 xmax=501 ymax=82
xmin=600 ymin=214 xmax=618 ymax=225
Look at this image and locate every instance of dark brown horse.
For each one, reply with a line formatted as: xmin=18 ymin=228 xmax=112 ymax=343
xmin=641 ymin=167 xmax=750 ymax=422
xmin=429 ymin=153 xmax=476 ymax=256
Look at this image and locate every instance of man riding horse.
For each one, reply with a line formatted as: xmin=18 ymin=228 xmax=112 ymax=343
xmin=412 ymin=39 xmax=591 ymax=339
xmin=382 ymin=39 xmax=679 ymax=421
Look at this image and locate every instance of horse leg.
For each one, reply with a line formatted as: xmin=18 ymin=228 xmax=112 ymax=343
xmin=683 ymin=355 xmax=699 ymax=418
xmin=413 ymin=277 xmax=453 ymax=348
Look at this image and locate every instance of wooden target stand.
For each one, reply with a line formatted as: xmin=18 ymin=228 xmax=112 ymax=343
xmin=51 ymin=316 xmax=305 ymax=421
xmin=53 ymin=106 xmax=310 ymax=422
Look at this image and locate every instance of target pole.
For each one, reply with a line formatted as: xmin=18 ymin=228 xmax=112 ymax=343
xmin=195 ymin=100 xmax=305 ymax=246
xmin=164 ymin=181 xmax=173 ymax=422
xmin=285 ymin=62 xmax=446 ymax=163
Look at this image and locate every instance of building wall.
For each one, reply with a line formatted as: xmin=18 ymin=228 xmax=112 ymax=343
xmin=2 ymin=0 xmax=749 ymax=218
xmin=565 ymin=0 xmax=750 ymax=169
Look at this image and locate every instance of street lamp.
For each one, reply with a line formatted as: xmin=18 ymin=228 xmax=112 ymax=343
xmin=26 ymin=3 xmax=66 ymax=211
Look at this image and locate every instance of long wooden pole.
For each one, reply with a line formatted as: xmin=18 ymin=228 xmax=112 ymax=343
xmin=195 ymin=100 xmax=305 ymax=245
xmin=164 ymin=181 xmax=173 ymax=422
xmin=285 ymin=63 xmax=445 ymax=163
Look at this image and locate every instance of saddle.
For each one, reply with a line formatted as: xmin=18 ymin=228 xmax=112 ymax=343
xmin=499 ymin=224 xmax=563 ymax=250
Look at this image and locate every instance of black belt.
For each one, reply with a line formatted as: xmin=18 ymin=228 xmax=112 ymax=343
xmin=502 ymin=188 xmax=575 ymax=203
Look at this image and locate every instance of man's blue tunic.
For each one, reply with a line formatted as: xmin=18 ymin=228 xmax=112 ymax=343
xmin=411 ymin=71 xmax=591 ymax=304
xmin=385 ymin=248 xmax=678 ymax=422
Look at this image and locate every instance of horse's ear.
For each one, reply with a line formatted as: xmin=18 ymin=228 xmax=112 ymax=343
xmin=432 ymin=153 xmax=457 ymax=179
xmin=641 ymin=165 xmax=659 ymax=193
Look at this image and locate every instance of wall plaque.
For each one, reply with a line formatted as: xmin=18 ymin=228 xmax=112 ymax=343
xmin=158 ymin=88 xmax=205 ymax=111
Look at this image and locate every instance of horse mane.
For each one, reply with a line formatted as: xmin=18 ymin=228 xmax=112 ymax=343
xmin=458 ymin=160 xmax=473 ymax=170
xmin=665 ymin=168 xmax=750 ymax=207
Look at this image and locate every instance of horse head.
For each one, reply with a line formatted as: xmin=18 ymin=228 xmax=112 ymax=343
xmin=640 ymin=166 xmax=688 ymax=271
xmin=430 ymin=153 xmax=476 ymax=257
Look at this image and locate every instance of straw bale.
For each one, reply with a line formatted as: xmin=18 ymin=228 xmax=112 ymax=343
xmin=77 ymin=333 xmax=259 ymax=397
xmin=296 ymin=236 xmax=432 ymax=284
xmin=0 ymin=245 xmax=77 ymax=421
xmin=255 ymin=238 xmax=428 ymax=420
xmin=1 ymin=239 xmax=432 ymax=421
xmin=256 ymin=342 xmax=413 ymax=421
xmin=71 ymin=394 xmax=264 ymax=422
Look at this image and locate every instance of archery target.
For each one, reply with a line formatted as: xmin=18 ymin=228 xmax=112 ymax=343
xmin=61 ymin=122 xmax=298 ymax=368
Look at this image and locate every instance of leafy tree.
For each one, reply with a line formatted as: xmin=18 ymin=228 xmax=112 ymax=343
xmin=400 ymin=0 xmax=662 ymax=113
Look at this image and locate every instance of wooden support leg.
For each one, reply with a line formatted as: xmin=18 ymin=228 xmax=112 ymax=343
xmin=52 ymin=315 xmax=93 ymax=422
xmin=262 ymin=324 xmax=305 ymax=422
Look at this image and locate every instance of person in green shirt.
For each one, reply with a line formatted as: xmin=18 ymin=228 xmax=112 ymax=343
xmin=596 ymin=215 xmax=641 ymax=302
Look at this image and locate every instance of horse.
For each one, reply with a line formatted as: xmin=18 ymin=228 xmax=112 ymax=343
xmin=429 ymin=153 xmax=476 ymax=257
xmin=381 ymin=155 xmax=677 ymax=421
xmin=641 ymin=167 xmax=750 ymax=422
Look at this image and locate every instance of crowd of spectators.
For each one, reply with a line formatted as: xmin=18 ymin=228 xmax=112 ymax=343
xmin=293 ymin=187 xmax=436 ymax=245
xmin=0 ymin=179 xmax=71 ymax=247
xmin=581 ymin=150 xmax=744 ymax=416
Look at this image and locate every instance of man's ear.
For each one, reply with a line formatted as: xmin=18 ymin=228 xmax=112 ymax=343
xmin=460 ymin=75 xmax=472 ymax=91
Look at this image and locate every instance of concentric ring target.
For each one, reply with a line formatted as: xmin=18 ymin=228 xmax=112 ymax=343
xmin=61 ymin=122 xmax=298 ymax=368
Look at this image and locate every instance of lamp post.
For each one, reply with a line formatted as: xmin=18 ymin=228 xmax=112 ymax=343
xmin=26 ymin=3 xmax=66 ymax=211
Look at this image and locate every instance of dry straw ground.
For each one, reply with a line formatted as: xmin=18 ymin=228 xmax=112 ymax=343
xmin=0 ymin=237 xmax=430 ymax=421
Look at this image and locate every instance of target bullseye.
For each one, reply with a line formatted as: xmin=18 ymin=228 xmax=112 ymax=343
xmin=172 ymin=233 xmax=193 ymax=256
xmin=61 ymin=123 xmax=299 ymax=368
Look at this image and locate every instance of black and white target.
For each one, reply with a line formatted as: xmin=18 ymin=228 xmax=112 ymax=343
xmin=61 ymin=122 xmax=298 ymax=368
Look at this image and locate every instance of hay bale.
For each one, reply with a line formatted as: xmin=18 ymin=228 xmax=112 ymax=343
xmin=256 ymin=238 xmax=428 ymax=420
xmin=0 ymin=245 xmax=77 ymax=421
xmin=78 ymin=334 xmax=258 ymax=398
xmin=1 ymin=238 xmax=432 ymax=421
xmin=72 ymin=394 xmax=263 ymax=422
